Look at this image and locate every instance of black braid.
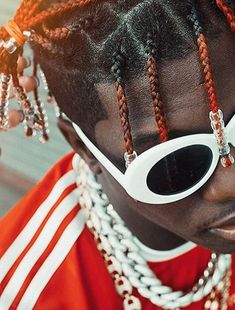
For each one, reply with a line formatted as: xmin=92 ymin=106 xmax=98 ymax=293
xmin=145 ymin=32 xmax=158 ymax=58
xmin=31 ymin=0 xmax=229 ymax=142
xmin=188 ymin=6 xmax=203 ymax=37
xmin=112 ymin=50 xmax=126 ymax=84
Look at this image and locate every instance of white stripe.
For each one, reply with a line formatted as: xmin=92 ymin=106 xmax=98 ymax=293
xmin=17 ymin=211 xmax=85 ymax=310
xmin=0 ymin=188 xmax=84 ymax=310
xmin=0 ymin=170 xmax=76 ymax=282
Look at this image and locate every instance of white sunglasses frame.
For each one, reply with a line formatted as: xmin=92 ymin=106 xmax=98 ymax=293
xmin=72 ymin=115 xmax=235 ymax=205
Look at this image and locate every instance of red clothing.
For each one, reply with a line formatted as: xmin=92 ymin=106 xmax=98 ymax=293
xmin=0 ymin=153 xmax=235 ymax=310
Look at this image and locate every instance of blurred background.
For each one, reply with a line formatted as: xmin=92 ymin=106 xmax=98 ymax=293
xmin=0 ymin=1 xmax=70 ymax=216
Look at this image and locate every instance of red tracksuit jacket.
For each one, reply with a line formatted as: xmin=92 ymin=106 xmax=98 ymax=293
xmin=0 ymin=153 xmax=235 ymax=309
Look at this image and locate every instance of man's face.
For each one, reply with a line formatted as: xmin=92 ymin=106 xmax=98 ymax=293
xmin=59 ymin=26 xmax=235 ymax=253
xmin=91 ymin=27 xmax=235 ymax=254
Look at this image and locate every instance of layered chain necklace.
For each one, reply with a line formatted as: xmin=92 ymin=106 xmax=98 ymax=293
xmin=72 ymin=155 xmax=232 ymax=310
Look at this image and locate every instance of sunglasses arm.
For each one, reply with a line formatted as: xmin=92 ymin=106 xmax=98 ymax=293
xmin=226 ymin=114 xmax=235 ymax=146
xmin=72 ymin=123 xmax=126 ymax=188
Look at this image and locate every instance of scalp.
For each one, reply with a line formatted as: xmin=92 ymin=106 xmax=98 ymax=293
xmin=33 ymin=0 xmax=227 ymax=83
xmin=29 ymin=0 xmax=231 ymax=141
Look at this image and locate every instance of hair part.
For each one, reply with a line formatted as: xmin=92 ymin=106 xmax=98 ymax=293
xmin=0 ymin=0 xmax=234 ymax=145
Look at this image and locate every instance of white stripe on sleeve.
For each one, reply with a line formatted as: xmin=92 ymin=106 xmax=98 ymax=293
xmin=0 ymin=170 xmax=76 ymax=283
xmin=17 ymin=211 xmax=85 ymax=310
xmin=0 ymin=188 xmax=84 ymax=310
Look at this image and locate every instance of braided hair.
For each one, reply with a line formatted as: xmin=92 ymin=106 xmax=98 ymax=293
xmin=0 ymin=0 xmax=234 ymax=154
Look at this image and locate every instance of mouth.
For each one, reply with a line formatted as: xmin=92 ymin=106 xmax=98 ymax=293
xmin=208 ymin=213 xmax=235 ymax=241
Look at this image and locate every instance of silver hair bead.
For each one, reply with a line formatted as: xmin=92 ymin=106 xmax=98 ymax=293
xmin=3 ymin=29 xmax=32 ymax=54
xmin=3 ymin=37 xmax=18 ymax=54
xmin=23 ymin=30 xmax=33 ymax=41
xmin=24 ymin=107 xmax=36 ymax=129
xmin=40 ymin=69 xmax=49 ymax=92
xmin=209 ymin=109 xmax=234 ymax=167
xmin=0 ymin=107 xmax=9 ymax=130
xmin=0 ymin=74 xmax=11 ymax=130
xmin=124 ymin=151 xmax=137 ymax=168
xmin=209 ymin=110 xmax=230 ymax=157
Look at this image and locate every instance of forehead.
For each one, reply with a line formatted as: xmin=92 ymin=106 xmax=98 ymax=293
xmin=94 ymin=28 xmax=235 ymax=161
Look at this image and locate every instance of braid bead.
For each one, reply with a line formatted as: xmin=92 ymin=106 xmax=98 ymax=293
xmin=0 ymin=0 xmax=100 ymax=140
xmin=0 ymin=74 xmax=11 ymax=130
xmin=12 ymin=73 xmax=42 ymax=136
xmin=40 ymin=69 xmax=54 ymax=104
xmin=34 ymin=97 xmax=49 ymax=143
xmin=0 ymin=0 xmax=96 ymax=76
xmin=33 ymin=61 xmax=49 ymax=143
xmin=15 ymin=84 xmax=35 ymax=136
xmin=189 ymin=6 xmax=234 ymax=167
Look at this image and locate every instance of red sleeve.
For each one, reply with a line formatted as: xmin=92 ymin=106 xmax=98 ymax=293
xmin=0 ymin=152 xmax=88 ymax=310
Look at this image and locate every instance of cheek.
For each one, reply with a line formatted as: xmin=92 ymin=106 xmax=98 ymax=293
xmin=95 ymin=119 xmax=126 ymax=168
xmin=137 ymin=203 xmax=184 ymax=230
xmin=135 ymin=194 xmax=203 ymax=234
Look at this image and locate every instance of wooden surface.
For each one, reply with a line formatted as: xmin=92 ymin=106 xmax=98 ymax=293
xmin=0 ymin=1 xmax=71 ymax=216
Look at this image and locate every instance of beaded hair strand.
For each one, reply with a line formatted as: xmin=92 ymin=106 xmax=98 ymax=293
xmin=189 ymin=7 xmax=218 ymax=114
xmin=189 ymin=4 xmax=234 ymax=167
xmin=32 ymin=58 xmax=49 ymax=142
xmin=111 ymin=50 xmax=137 ymax=168
xmin=0 ymin=0 xmax=96 ymax=138
xmin=1 ymin=0 xmax=235 ymax=171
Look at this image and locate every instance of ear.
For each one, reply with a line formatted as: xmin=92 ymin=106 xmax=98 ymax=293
xmin=57 ymin=118 xmax=102 ymax=175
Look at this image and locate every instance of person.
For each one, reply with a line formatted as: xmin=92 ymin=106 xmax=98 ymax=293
xmin=1 ymin=0 xmax=235 ymax=309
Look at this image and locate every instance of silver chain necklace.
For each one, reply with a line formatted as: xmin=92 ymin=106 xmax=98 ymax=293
xmin=72 ymin=154 xmax=232 ymax=310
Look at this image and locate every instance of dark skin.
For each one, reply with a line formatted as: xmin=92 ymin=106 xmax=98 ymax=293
xmin=11 ymin=23 xmax=235 ymax=254
xmin=57 ymin=24 xmax=235 ymax=255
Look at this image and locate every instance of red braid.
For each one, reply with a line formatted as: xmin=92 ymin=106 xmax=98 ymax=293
xmin=18 ymin=0 xmax=96 ymax=29
xmin=146 ymin=33 xmax=168 ymax=143
xmin=0 ymin=0 xmax=97 ymax=73
xmin=0 ymin=0 xmax=97 ymax=137
xmin=189 ymin=7 xmax=219 ymax=113
xmin=146 ymin=55 xmax=168 ymax=142
xmin=42 ymin=23 xmax=73 ymax=41
xmin=197 ymin=33 xmax=219 ymax=113
xmin=216 ymin=0 xmax=235 ymax=32
xmin=189 ymin=4 xmax=234 ymax=168
xmin=112 ymin=51 xmax=134 ymax=156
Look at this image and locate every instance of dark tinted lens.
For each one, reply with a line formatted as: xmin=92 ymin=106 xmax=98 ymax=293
xmin=146 ymin=145 xmax=213 ymax=195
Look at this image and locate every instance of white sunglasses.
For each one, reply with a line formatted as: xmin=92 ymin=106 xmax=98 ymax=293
xmin=72 ymin=114 xmax=235 ymax=204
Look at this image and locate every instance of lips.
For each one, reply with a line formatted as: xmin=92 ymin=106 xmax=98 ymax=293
xmin=209 ymin=214 xmax=235 ymax=241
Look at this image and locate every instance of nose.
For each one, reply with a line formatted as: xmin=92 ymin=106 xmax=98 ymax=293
xmin=202 ymin=149 xmax=235 ymax=202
